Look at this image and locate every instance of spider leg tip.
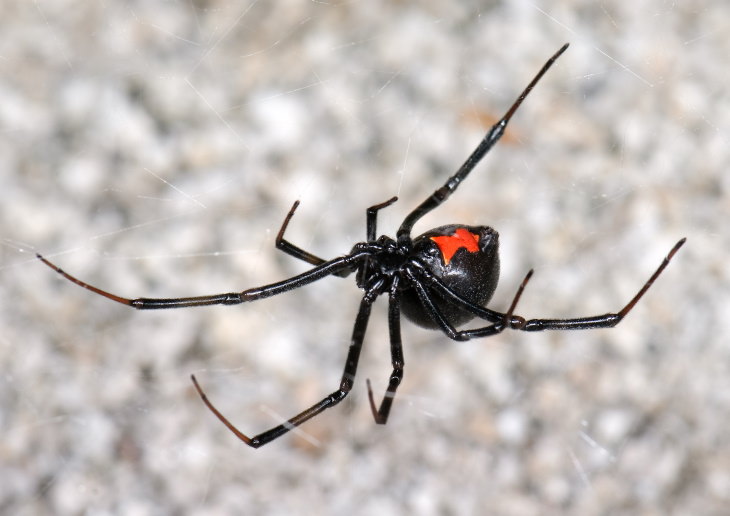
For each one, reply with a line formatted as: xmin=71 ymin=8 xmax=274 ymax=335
xmin=35 ymin=253 xmax=56 ymax=269
xmin=190 ymin=374 xmax=203 ymax=391
xmin=669 ymin=238 xmax=687 ymax=258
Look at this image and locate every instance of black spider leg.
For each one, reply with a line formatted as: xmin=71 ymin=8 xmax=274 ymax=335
xmin=365 ymin=269 xmax=532 ymax=425
xmin=366 ymin=197 xmax=399 ymax=241
xmin=36 ymin=249 xmax=372 ymax=309
xmin=410 ymin=267 xmax=534 ymax=341
xmin=357 ymin=196 xmax=399 ymax=287
xmin=366 ymin=277 xmax=404 ymax=424
xmin=274 ymin=200 xmax=333 ymax=268
xmin=421 ymin=238 xmax=686 ymax=332
xmin=192 ymin=281 xmax=383 ymax=448
xmin=396 ymin=43 xmax=569 ymax=243
xmin=520 ymin=238 xmax=686 ymax=331
xmin=275 ymin=196 xmax=399 ymax=279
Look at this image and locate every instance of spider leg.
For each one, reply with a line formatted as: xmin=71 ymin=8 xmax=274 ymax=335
xmin=36 ymin=250 xmax=369 ymax=309
xmin=397 ymin=43 xmax=569 ymax=241
xmin=426 ymin=238 xmax=685 ymax=332
xmin=191 ymin=293 xmax=376 ymax=448
xmin=416 ymin=270 xmax=509 ymax=325
xmin=357 ymin=196 xmax=400 ymax=287
xmin=366 ymin=196 xmax=399 ymax=242
xmin=275 ymin=200 xmax=333 ymax=268
xmin=367 ymin=278 xmax=404 ymax=424
xmin=409 ymin=268 xmax=533 ymax=341
xmin=420 ymin=240 xmax=685 ymax=333
xmin=520 ymin=238 xmax=686 ymax=331
xmin=276 ymin=197 xmax=398 ymax=280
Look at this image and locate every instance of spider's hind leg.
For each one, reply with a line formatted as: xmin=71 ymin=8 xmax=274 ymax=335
xmin=411 ymin=269 xmax=532 ymax=341
xmin=520 ymin=238 xmax=686 ymax=331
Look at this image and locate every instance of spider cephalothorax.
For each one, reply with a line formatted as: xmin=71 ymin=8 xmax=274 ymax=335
xmin=38 ymin=43 xmax=685 ymax=448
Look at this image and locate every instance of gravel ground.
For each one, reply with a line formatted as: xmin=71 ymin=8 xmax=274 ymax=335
xmin=1 ymin=1 xmax=728 ymax=515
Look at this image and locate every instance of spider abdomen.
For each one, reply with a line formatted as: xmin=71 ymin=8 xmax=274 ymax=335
xmin=401 ymin=224 xmax=500 ymax=329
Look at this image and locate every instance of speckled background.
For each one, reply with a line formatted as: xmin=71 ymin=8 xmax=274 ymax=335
xmin=1 ymin=1 xmax=727 ymax=514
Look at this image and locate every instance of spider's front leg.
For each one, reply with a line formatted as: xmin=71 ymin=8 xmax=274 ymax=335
xmin=274 ymin=200 xmax=335 ymax=270
xmin=275 ymin=196 xmax=398 ymax=278
xmin=396 ymin=44 xmax=569 ymax=241
xmin=36 ymin=250 xmax=368 ymax=309
xmin=192 ymin=293 xmax=377 ymax=448
xmin=365 ymin=196 xmax=399 ymax=242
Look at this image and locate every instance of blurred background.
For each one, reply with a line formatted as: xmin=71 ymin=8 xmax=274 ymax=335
xmin=1 ymin=1 xmax=727 ymax=514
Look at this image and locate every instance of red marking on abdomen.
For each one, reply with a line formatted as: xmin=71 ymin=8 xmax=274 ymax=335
xmin=430 ymin=228 xmax=480 ymax=265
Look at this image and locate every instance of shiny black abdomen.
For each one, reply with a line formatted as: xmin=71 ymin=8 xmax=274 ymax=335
xmin=401 ymin=224 xmax=500 ymax=329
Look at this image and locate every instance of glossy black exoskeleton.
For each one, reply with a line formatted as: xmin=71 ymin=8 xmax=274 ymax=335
xmin=401 ymin=225 xmax=499 ymax=329
xmin=37 ymin=43 xmax=685 ymax=448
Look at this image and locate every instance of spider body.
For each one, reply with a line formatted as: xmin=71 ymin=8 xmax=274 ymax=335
xmin=399 ymin=225 xmax=500 ymax=329
xmin=37 ymin=43 xmax=685 ymax=448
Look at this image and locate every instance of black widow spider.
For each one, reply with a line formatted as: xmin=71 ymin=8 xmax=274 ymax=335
xmin=38 ymin=43 xmax=685 ymax=448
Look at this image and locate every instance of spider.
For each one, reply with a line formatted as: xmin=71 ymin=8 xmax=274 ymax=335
xmin=38 ymin=43 xmax=685 ymax=448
